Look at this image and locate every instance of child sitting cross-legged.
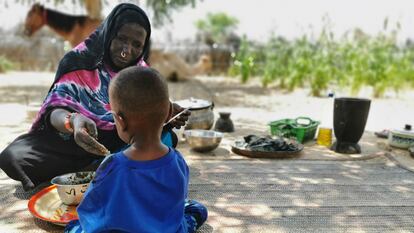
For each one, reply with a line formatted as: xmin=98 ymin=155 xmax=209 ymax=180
xmin=65 ymin=66 xmax=208 ymax=233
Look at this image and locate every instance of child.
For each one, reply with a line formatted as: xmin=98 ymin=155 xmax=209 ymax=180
xmin=65 ymin=66 xmax=208 ymax=233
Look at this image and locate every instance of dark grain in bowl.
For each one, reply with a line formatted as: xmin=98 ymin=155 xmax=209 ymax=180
xmin=52 ymin=171 xmax=95 ymax=185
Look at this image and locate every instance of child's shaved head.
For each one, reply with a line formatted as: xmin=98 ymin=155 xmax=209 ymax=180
xmin=109 ymin=66 xmax=170 ymax=128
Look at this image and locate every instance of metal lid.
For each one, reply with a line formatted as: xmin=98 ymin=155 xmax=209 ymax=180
xmin=391 ymin=129 xmax=414 ymax=138
xmin=174 ymin=98 xmax=212 ymax=110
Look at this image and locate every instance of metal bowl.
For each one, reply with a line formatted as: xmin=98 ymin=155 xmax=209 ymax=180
xmin=51 ymin=171 xmax=95 ymax=205
xmin=184 ymin=129 xmax=223 ymax=152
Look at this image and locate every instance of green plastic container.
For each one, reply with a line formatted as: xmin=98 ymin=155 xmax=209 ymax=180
xmin=268 ymin=117 xmax=320 ymax=143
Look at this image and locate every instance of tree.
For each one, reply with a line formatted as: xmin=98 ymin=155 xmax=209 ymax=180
xmin=145 ymin=0 xmax=198 ymax=27
xmin=2 ymin=0 xmax=199 ymax=26
xmin=195 ymin=12 xmax=239 ymax=45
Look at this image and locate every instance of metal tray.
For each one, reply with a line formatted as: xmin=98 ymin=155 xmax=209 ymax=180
xmin=28 ymin=185 xmax=78 ymax=226
xmin=231 ymin=142 xmax=304 ymax=158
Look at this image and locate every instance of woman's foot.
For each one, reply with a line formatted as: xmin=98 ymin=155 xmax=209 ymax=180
xmin=22 ymin=180 xmax=35 ymax=191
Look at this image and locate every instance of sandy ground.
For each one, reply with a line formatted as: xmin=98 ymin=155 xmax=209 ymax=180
xmin=0 ymin=71 xmax=413 ymax=175
xmin=1 ymin=71 xmax=414 ymax=143
xmin=0 ymin=71 xmax=414 ymax=232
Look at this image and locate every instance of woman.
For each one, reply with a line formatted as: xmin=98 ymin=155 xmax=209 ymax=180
xmin=0 ymin=3 xmax=189 ymax=191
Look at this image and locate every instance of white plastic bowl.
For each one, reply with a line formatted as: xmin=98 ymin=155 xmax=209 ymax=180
xmin=51 ymin=171 xmax=95 ymax=205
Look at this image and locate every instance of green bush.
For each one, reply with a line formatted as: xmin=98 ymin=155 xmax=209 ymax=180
xmin=228 ymin=19 xmax=414 ymax=97
xmin=195 ymin=12 xmax=239 ymax=44
xmin=227 ymin=36 xmax=256 ymax=83
xmin=0 ymin=56 xmax=14 ymax=73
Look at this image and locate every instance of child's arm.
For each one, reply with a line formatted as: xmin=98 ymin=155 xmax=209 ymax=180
xmin=76 ymin=154 xmax=117 ymax=232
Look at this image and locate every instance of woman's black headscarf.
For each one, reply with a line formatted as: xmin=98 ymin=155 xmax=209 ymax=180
xmin=54 ymin=3 xmax=151 ymax=81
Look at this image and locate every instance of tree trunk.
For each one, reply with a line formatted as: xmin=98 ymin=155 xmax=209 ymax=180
xmin=84 ymin=0 xmax=102 ymax=19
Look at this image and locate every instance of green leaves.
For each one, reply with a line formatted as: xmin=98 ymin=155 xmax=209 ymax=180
xmin=195 ymin=12 xmax=239 ymax=44
xmin=9 ymin=0 xmax=199 ymax=27
xmin=229 ymin=21 xmax=414 ymax=98
xmin=146 ymin=0 xmax=198 ymax=27
xmin=228 ymin=36 xmax=255 ymax=83
xmin=0 ymin=56 xmax=14 ymax=73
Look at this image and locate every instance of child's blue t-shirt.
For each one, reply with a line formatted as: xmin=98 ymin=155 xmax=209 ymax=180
xmin=76 ymin=148 xmax=189 ymax=233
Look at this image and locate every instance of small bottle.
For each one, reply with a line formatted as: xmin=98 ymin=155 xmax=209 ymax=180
xmin=317 ymin=127 xmax=332 ymax=147
xmin=327 ymin=90 xmax=335 ymax=98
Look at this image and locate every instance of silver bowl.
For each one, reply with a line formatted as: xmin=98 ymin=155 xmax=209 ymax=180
xmin=184 ymin=129 xmax=223 ymax=152
xmin=51 ymin=171 xmax=95 ymax=205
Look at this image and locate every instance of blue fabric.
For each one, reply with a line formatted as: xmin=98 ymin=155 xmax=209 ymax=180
xmin=183 ymin=200 xmax=208 ymax=232
xmin=65 ymin=199 xmax=208 ymax=233
xmin=161 ymin=130 xmax=173 ymax=148
xmin=184 ymin=200 xmax=208 ymax=228
xmin=71 ymin=148 xmax=190 ymax=233
xmin=87 ymin=131 xmax=174 ymax=170
xmin=115 ymin=130 xmax=173 ymax=153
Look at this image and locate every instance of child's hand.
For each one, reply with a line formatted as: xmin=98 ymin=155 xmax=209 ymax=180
xmin=169 ymin=103 xmax=191 ymax=129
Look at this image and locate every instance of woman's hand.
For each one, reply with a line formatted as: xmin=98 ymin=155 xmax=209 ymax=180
xmin=168 ymin=103 xmax=191 ymax=129
xmin=71 ymin=114 xmax=109 ymax=156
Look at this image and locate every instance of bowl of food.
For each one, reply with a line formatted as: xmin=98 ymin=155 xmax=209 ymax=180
xmin=184 ymin=129 xmax=223 ymax=152
xmin=51 ymin=171 xmax=95 ymax=205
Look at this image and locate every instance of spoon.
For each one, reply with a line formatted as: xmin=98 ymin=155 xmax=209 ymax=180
xmin=163 ymin=108 xmax=191 ymax=127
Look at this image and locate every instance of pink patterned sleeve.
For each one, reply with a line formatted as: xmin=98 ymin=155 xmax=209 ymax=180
xmin=138 ymin=59 xmax=149 ymax=67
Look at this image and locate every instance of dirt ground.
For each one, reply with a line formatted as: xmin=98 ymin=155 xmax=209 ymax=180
xmin=1 ymin=71 xmax=414 ymax=232
xmin=0 ymin=71 xmax=414 ymax=173
xmin=1 ymin=71 xmax=414 ymax=144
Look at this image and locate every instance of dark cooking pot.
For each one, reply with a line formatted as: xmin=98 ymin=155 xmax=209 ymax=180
xmin=174 ymin=98 xmax=214 ymax=130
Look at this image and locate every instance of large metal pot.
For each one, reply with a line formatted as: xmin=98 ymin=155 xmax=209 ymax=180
xmin=175 ymin=98 xmax=214 ymax=130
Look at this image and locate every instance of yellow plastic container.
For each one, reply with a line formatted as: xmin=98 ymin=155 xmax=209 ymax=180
xmin=317 ymin=127 xmax=332 ymax=147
